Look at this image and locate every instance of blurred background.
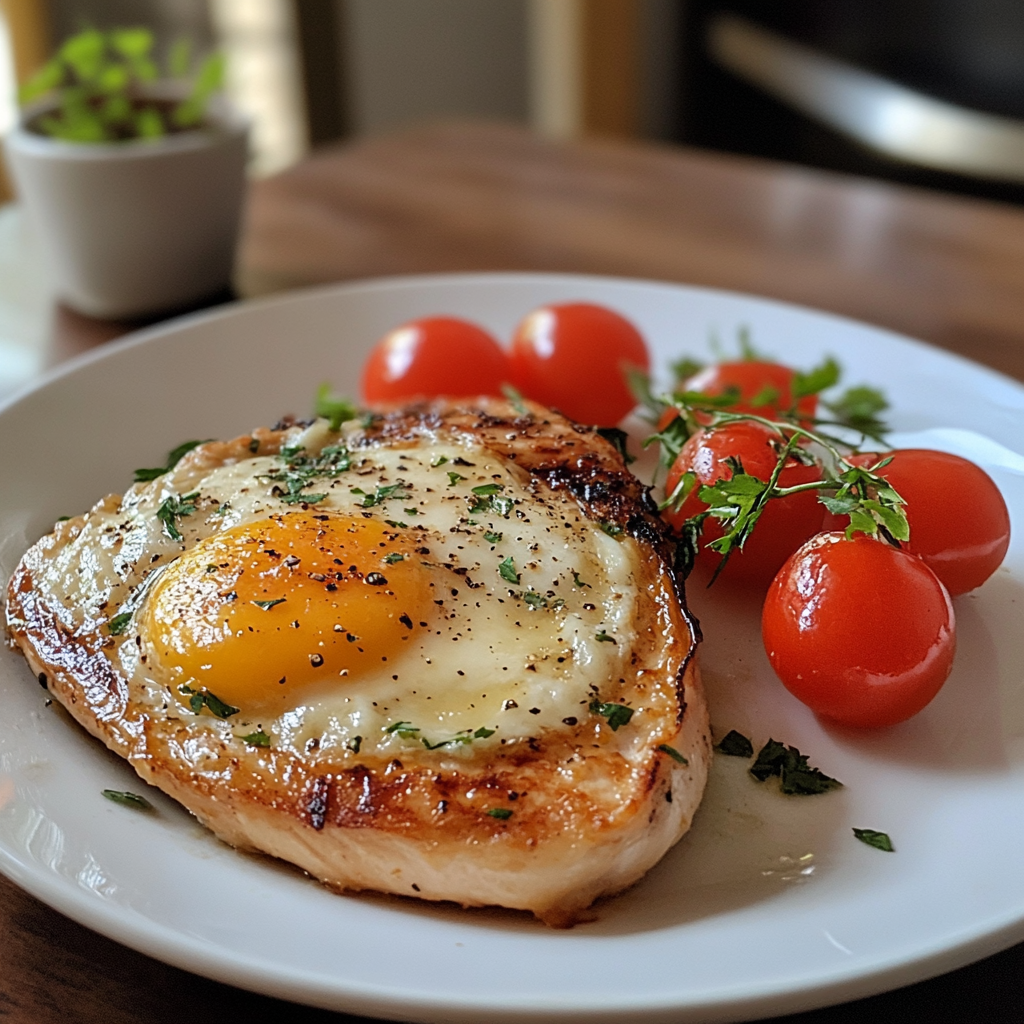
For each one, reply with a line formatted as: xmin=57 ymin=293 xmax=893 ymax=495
xmin=5 ymin=0 xmax=1024 ymax=392
xmin=5 ymin=0 xmax=1024 ymax=200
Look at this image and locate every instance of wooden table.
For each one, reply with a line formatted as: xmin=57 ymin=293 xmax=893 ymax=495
xmin=9 ymin=120 xmax=1024 ymax=1022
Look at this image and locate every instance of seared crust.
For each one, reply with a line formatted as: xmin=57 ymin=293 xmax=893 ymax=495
xmin=6 ymin=397 xmax=709 ymax=925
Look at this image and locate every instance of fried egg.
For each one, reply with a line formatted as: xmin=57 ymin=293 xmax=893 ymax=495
xmin=7 ymin=398 xmax=709 ymax=925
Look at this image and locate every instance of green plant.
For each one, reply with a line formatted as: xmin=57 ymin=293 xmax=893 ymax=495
xmin=19 ymin=27 xmax=225 ymax=143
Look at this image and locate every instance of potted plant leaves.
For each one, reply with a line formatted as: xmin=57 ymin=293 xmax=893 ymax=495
xmin=4 ymin=27 xmax=248 ymax=320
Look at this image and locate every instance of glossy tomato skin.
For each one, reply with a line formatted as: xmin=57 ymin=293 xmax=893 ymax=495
xmin=509 ymin=303 xmax=649 ymax=426
xmin=361 ymin=317 xmax=510 ymax=403
xmin=664 ymin=421 xmax=823 ymax=587
xmin=822 ymin=449 xmax=1010 ymax=595
xmin=763 ymin=532 xmax=956 ymax=728
xmin=682 ymin=361 xmax=818 ymax=421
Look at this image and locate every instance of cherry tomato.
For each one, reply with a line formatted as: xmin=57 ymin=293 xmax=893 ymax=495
xmin=822 ymin=449 xmax=1010 ymax=595
xmin=664 ymin=421 xmax=823 ymax=587
xmin=762 ymin=532 xmax=956 ymax=728
xmin=509 ymin=303 xmax=649 ymax=426
xmin=361 ymin=317 xmax=510 ymax=403
xmin=681 ymin=361 xmax=818 ymax=422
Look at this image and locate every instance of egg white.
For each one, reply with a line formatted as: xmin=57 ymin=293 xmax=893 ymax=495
xmin=34 ymin=419 xmax=646 ymax=760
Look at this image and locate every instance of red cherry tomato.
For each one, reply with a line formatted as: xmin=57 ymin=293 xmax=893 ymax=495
xmin=822 ymin=449 xmax=1010 ymax=595
xmin=361 ymin=317 xmax=510 ymax=403
xmin=682 ymin=361 xmax=818 ymax=421
xmin=762 ymin=532 xmax=956 ymax=728
xmin=664 ymin=421 xmax=823 ymax=587
xmin=509 ymin=303 xmax=649 ymax=426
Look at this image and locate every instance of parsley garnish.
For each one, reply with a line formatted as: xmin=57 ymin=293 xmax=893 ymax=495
xmin=384 ymin=552 xmax=405 ymax=564
xmin=133 ymin=439 xmax=208 ymax=483
xmin=106 ymin=611 xmax=133 ymax=636
xmin=501 ymin=383 xmax=529 ymax=415
xmin=430 ymin=455 xmax=449 ymax=467
xmin=596 ymin=426 xmax=634 ymax=464
xmin=421 ymin=726 xmax=496 ymax=750
xmin=670 ymin=355 xmax=705 ymax=383
xmin=498 ymin=556 xmax=520 ymax=584
xmin=252 ymin=598 xmax=286 ymax=610
xmin=595 ymin=629 xmax=616 ymax=644
xmin=447 ymin=471 xmax=465 ymax=486
xmin=156 ymin=492 xmax=199 ymax=541
xmin=658 ymin=744 xmax=689 ymax=765
xmin=520 ymin=590 xmax=564 ymax=611
xmin=599 ymin=521 xmax=624 ymax=538
xmin=385 ymin=720 xmax=420 ymax=739
xmin=179 ymin=684 xmax=240 ymax=719
xmin=279 ymin=492 xmax=326 ymax=505
xmin=468 ymin=493 xmax=514 ymax=518
xmin=264 ymin=442 xmax=351 ymax=502
xmin=385 ymin=520 xmax=407 ymax=529
xmin=589 ymin=700 xmax=634 ymax=731
xmin=314 ymin=383 xmax=359 ymax=430
xmin=749 ymin=739 xmax=842 ymax=795
xmin=716 ymin=730 xmax=754 ymax=758
xmin=352 ymin=482 xmax=410 ymax=508
xmin=102 ymin=789 xmax=153 ymax=810
xmin=240 ymin=729 xmax=271 ymax=747
xmin=487 ymin=807 xmax=513 ymax=820
xmin=483 ymin=530 xmax=502 ymax=544
xmin=572 ymin=571 xmax=589 ymax=588
xmin=403 ymin=507 xmax=419 ymax=516
xmin=472 ymin=483 xmax=504 ymax=496
xmin=853 ymin=827 xmax=894 ymax=852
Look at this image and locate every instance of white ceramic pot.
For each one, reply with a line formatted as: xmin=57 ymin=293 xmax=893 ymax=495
xmin=4 ymin=95 xmax=248 ymax=320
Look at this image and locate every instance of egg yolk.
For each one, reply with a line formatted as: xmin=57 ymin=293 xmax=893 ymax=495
xmin=140 ymin=512 xmax=433 ymax=713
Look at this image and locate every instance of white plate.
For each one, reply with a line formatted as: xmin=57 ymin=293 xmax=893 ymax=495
xmin=2 ymin=273 xmax=1023 ymax=1024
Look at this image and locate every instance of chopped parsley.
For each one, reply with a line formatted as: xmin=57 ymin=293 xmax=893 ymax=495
xmin=102 ymin=789 xmax=153 ymax=811
xmin=156 ymin=492 xmax=199 ymax=541
xmin=106 ymin=611 xmax=133 ymax=636
xmin=430 ymin=455 xmax=449 ymax=467
xmin=314 ymin=383 xmax=359 ymax=430
xmin=384 ymin=520 xmax=407 ymax=529
xmin=469 ymin=493 xmax=514 ymax=518
xmin=240 ymin=729 xmax=271 ymax=748
xmin=384 ymin=552 xmax=405 ymax=564
xmin=264 ymin=442 xmax=352 ymax=502
xmin=716 ymin=730 xmax=754 ymax=758
xmin=133 ymin=439 xmax=209 ymax=483
xmin=446 ymin=471 xmax=465 ymax=486
xmin=471 ymin=483 xmax=504 ymax=496
xmin=599 ymin=520 xmax=624 ymax=539
xmin=421 ymin=726 xmax=496 ymax=750
xmin=596 ymin=426 xmax=634 ymax=464
xmin=403 ymin=507 xmax=419 ymax=516
xmin=252 ymin=598 xmax=286 ymax=610
xmin=750 ymin=739 xmax=842 ymax=795
xmin=487 ymin=807 xmax=513 ymax=820
xmin=572 ymin=571 xmax=590 ymax=588
xmin=351 ymin=482 xmax=410 ymax=508
xmin=179 ymin=684 xmax=240 ymax=720
xmin=501 ymin=383 xmax=528 ymax=415
xmin=384 ymin=720 xmax=420 ymax=739
xmin=521 ymin=590 xmax=564 ymax=611
xmin=595 ymin=630 xmax=616 ymax=644
xmin=589 ymin=700 xmax=634 ymax=731
xmin=853 ymin=828 xmax=894 ymax=852
xmin=498 ymin=556 xmax=520 ymax=584
xmin=483 ymin=530 xmax=502 ymax=544
xmin=658 ymin=744 xmax=689 ymax=765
